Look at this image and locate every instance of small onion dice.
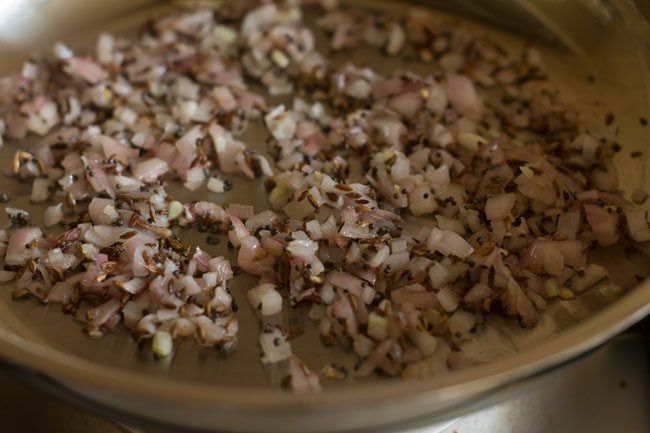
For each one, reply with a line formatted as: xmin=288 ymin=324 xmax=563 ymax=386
xmin=248 ymin=283 xmax=283 ymax=316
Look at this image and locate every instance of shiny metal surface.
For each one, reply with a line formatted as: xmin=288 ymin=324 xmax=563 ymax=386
xmin=1 ymin=335 xmax=647 ymax=432
xmin=0 ymin=1 xmax=648 ymax=432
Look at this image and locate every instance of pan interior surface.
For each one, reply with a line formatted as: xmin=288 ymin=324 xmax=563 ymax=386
xmin=0 ymin=0 xmax=648 ymax=430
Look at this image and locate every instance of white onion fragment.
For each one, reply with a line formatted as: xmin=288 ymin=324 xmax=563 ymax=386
xmin=43 ymin=204 xmax=64 ymax=227
xmin=260 ymin=326 xmax=292 ymax=364
xmin=248 ymin=283 xmax=283 ymax=316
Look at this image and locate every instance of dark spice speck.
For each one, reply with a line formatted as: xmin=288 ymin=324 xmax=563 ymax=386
xmin=206 ymin=234 xmax=221 ymax=245
xmin=9 ymin=212 xmax=30 ymax=227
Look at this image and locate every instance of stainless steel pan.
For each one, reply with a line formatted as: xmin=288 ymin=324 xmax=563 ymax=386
xmin=0 ymin=1 xmax=648 ymax=432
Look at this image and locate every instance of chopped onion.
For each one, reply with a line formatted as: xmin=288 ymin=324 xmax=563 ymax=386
xmin=207 ymin=177 xmax=225 ymax=193
xmin=152 ymin=330 xmax=173 ymax=358
xmin=248 ymin=283 xmax=283 ymax=316
xmin=447 ymin=310 xmax=475 ymax=340
xmin=0 ymin=271 xmax=15 ymax=282
xmin=43 ymin=204 xmax=64 ymax=227
xmin=260 ymin=326 xmax=292 ymax=364
xmin=427 ymin=228 xmax=473 ymax=258
xmin=134 ymin=158 xmax=169 ymax=183
xmin=287 ymin=356 xmax=321 ymax=394
xmin=367 ymin=312 xmax=388 ymax=341
xmin=407 ymin=328 xmax=438 ymax=357
xmin=0 ymin=0 xmax=641 ymax=391
xmin=485 ymin=193 xmax=516 ymax=221
xmin=437 ymin=287 xmax=460 ymax=312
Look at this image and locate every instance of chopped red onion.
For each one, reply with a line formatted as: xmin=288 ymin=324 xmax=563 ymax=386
xmin=0 ymin=0 xmax=641 ymax=393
